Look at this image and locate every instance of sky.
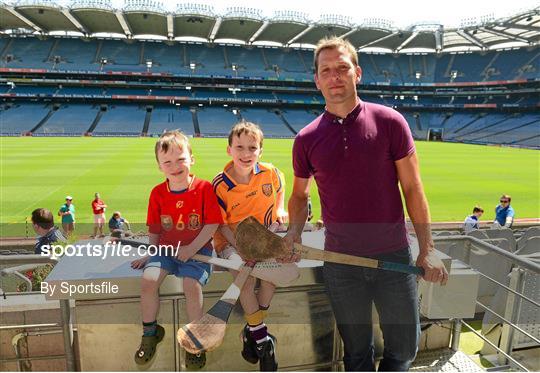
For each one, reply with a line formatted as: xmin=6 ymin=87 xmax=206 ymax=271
xmin=96 ymin=0 xmax=540 ymax=28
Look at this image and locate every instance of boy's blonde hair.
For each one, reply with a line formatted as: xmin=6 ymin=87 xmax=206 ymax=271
xmin=154 ymin=130 xmax=192 ymax=162
xmin=228 ymin=120 xmax=264 ymax=148
xmin=314 ymin=37 xmax=359 ymax=73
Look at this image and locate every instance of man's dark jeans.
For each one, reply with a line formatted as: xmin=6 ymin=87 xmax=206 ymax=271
xmin=323 ymin=248 xmax=421 ymax=371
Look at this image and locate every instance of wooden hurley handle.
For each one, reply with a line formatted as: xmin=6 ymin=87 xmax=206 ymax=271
xmin=293 ymin=243 xmax=379 ymax=268
xmin=219 ymin=263 xmax=255 ymax=303
xmin=293 ymin=243 xmax=424 ymax=276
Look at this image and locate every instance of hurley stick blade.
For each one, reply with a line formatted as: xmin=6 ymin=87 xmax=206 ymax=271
xmin=193 ymin=254 xmax=299 ymax=287
xmin=235 ymin=217 xmax=425 ymax=276
xmin=177 ymin=262 xmax=255 ymax=354
xmin=235 ymin=216 xmax=289 ymax=260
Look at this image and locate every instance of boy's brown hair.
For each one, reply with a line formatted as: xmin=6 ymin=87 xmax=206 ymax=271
xmin=500 ymin=194 xmax=512 ymax=203
xmin=314 ymin=36 xmax=359 ymax=73
xmin=228 ymin=120 xmax=264 ymax=148
xmin=31 ymin=208 xmax=54 ymax=230
xmin=473 ymin=206 xmax=484 ymax=214
xmin=154 ymin=130 xmax=192 ymax=162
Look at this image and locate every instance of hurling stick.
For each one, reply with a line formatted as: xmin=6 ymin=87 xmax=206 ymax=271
xmin=291 ymin=242 xmax=425 ymax=276
xmin=114 ymin=238 xmax=299 ymax=287
xmin=177 ymin=262 xmax=255 ymax=354
xmin=235 ymin=216 xmax=425 ymax=276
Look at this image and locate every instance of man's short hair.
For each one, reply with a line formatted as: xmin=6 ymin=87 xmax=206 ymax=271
xmin=314 ymin=37 xmax=359 ymax=73
xmin=500 ymin=194 xmax=512 ymax=203
xmin=31 ymin=208 xmax=54 ymax=230
xmin=473 ymin=206 xmax=484 ymax=213
xmin=228 ymin=120 xmax=264 ymax=148
xmin=154 ymin=130 xmax=192 ymax=162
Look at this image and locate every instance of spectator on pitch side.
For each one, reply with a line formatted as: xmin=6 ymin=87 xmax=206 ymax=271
xmin=463 ymin=206 xmax=484 ymax=233
xmin=108 ymin=211 xmax=132 ymax=237
xmin=31 ymin=208 xmax=65 ymax=254
xmin=493 ymin=194 xmax=515 ymax=228
xmin=91 ymin=192 xmax=108 ymax=238
xmin=58 ymin=196 xmax=75 ymax=236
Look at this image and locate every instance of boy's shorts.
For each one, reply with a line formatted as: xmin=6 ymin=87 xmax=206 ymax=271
xmin=145 ymin=246 xmax=212 ymax=286
xmin=94 ymin=214 xmax=105 ymax=224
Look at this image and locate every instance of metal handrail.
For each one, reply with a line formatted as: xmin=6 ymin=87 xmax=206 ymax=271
xmin=433 ymin=235 xmax=540 ymax=273
xmin=461 ymin=320 xmax=529 ymax=372
xmin=476 ymin=301 xmax=540 ymax=345
xmin=0 ymin=255 xmax=58 ymax=266
xmin=477 ymin=271 xmax=540 ymax=308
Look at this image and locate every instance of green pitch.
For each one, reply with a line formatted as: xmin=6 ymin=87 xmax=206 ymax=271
xmin=1 ymin=137 xmax=538 ymax=236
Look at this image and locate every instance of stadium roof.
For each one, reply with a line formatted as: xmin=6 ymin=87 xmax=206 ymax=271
xmin=1 ymin=1 xmax=539 ymax=53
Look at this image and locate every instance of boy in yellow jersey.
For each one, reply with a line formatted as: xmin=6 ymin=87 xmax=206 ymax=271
xmin=212 ymin=121 xmax=286 ymax=371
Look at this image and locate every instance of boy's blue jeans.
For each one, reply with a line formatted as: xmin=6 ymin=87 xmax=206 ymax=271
xmin=323 ymin=248 xmax=421 ymax=372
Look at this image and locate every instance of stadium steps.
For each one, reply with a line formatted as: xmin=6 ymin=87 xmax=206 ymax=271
xmin=443 ymin=54 xmax=455 ymax=81
xmin=368 ymin=54 xmax=381 ymax=76
xmin=235 ymin=109 xmax=244 ymax=122
xmin=86 ymin=106 xmax=105 ymax=133
xmin=481 ymin=52 xmax=500 ymax=80
xmin=191 ymin=109 xmax=200 ymax=135
xmin=93 ymin=40 xmax=103 ymax=63
xmin=297 ymin=50 xmax=309 ymax=72
xmin=260 ymin=49 xmax=270 ymax=70
xmin=415 ymin=114 xmax=422 ymax=131
xmin=139 ymin=43 xmax=144 ymax=65
xmin=509 ymin=133 xmax=540 ymax=146
xmin=29 ymin=105 xmax=57 ymax=133
xmin=516 ymin=51 xmax=540 ymax=79
xmin=456 ymin=114 xmax=513 ymax=139
xmin=222 ymin=46 xmax=230 ymax=68
xmin=440 ymin=114 xmax=452 ymax=128
xmin=451 ymin=114 xmax=483 ymax=134
xmin=422 ymin=55 xmax=428 ymax=78
xmin=275 ymin=110 xmax=298 ymax=135
xmin=181 ymin=44 xmax=187 ymax=67
xmin=470 ymin=117 xmax=539 ymax=142
xmin=46 ymin=39 xmax=59 ymax=62
xmin=142 ymin=106 xmax=152 ymax=135
xmin=0 ymin=38 xmax=14 ymax=59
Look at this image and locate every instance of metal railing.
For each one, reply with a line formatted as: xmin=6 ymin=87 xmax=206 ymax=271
xmin=434 ymin=235 xmax=540 ymax=371
xmin=0 ymin=255 xmax=76 ymax=371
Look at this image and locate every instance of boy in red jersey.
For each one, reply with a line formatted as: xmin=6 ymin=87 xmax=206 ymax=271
xmin=131 ymin=130 xmax=223 ymax=369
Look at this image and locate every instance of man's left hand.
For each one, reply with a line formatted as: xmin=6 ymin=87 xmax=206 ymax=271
xmin=416 ymin=251 xmax=448 ymax=285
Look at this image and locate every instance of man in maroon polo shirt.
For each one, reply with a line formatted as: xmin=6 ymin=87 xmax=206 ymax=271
xmin=283 ymin=37 xmax=448 ymax=371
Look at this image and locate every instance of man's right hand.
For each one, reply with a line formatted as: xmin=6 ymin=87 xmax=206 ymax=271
xmin=279 ymin=232 xmax=302 ymax=263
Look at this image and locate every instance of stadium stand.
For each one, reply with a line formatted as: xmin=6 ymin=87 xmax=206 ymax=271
xmin=240 ymin=108 xmax=294 ymax=137
xmin=92 ymin=105 xmax=146 ymax=135
xmin=35 ymin=104 xmax=98 ymax=135
xmin=147 ymin=105 xmax=195 ymax=135
xmin=0 ymin=103 xmax=50 ymax=134
xmin=0 ymin=4 xmax=538 ymax=148
xmin=196 ymin=107 xmax=239 ymax=136
xmin=280 ymin=109 xmax=320 ymax=132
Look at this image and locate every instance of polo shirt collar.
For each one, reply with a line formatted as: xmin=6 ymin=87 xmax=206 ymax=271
xmin=323 ymin=98 xmax=363 ymax=125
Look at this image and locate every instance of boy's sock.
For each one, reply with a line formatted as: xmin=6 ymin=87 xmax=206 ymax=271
xmin=246 ymin=310 xmax=269 ymax=344
xmin=143 ymin=320 xmax=158 ymax=337
xmin=249 ymin=323 xmax=269 ymax=345
xmin=259 ymin=304 xmax=270 ymax=319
